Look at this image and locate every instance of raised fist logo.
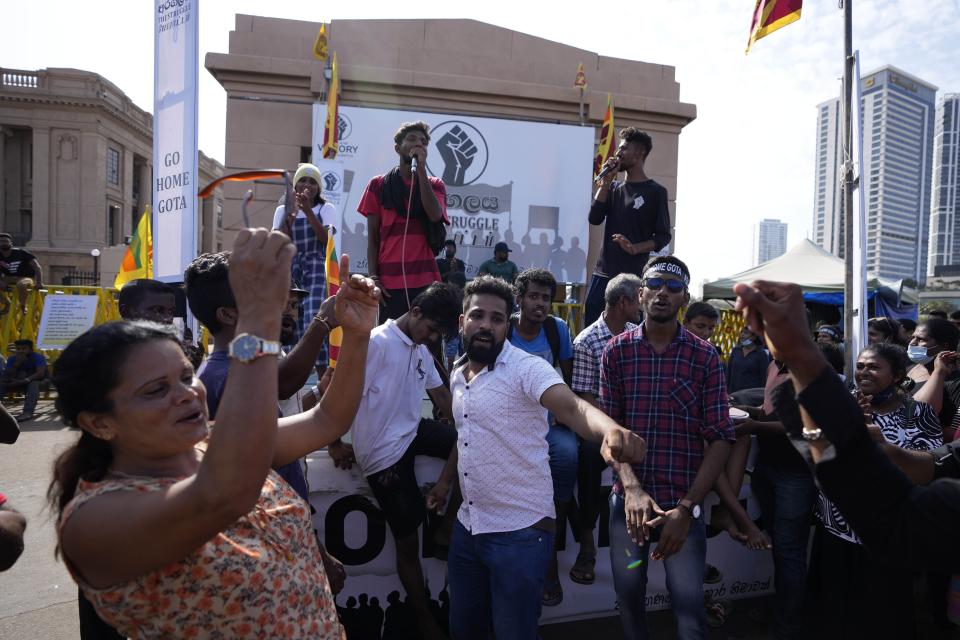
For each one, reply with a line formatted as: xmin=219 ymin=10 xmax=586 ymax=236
xmin=337 ymin=114 xmax=352 ymax=141
xmin=437 ymin=125 xmax=479 ymax=186
xmin=323 ymin=172 xmax=339 ymax=191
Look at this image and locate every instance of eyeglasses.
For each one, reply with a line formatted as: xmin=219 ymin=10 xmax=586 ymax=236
xmin=643 ymin=277 xmax=686 ymax=293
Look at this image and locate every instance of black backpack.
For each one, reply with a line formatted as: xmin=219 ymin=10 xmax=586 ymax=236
xmin=507 ymin=312 xmax=562 ymax=367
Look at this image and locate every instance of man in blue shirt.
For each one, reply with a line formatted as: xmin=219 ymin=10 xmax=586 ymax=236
xmin=507 ymin=268 xmax=576 ymax=607
xmin=1 ymin=340 xmax=47 ymax=421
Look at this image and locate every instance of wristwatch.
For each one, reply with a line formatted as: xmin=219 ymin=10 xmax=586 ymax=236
xmin=677 ymin=499 xmax=701 ymax=519
xmin=801 ymin=428 xmax=825 ymax=441
xmin=228 ymin=333 xmax=281 ymax=363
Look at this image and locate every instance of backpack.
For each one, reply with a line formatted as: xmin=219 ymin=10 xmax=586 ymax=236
xmin=507 ymin=313 xmax=562 ymax=367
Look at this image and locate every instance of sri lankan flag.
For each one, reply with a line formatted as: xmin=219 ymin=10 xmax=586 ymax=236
xmin=746 ymin=0 xmax=802 ymax=53
xmin=322 ymin=53 xmax=340 ymax=160
xmin=325 ymin=227 xmax=342 ymax=367
xmin=593 ymin=93 xmax=615 ymax=179
xmin=114 ymin=206 xmax=152 ymax=289
xmin=313 ymin=23 xmax=328 ymax=61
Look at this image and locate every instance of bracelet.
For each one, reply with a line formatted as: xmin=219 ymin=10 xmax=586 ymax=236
xmin=314 ymin=315 xmax=333 ymax=333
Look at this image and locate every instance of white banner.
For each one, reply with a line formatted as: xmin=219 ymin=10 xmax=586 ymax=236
xmin=307 ymin=451 xmax=774 ymax=633
xmin=312 ymin=105 xmax=594 ymax=283
xmin=36 ymin=296 xmax=99 ymax=350
xmin=153 ymin=0 xmax=199 ymax=281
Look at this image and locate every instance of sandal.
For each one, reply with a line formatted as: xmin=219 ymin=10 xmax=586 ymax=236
xmin=541 ymin=579 xmax=563 ymax=607
xmin=569 ymin=549 xmax=597 ymax=585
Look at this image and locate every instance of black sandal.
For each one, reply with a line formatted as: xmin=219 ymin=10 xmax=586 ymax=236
xmin=569 ymin=549 xmax=597 ymax=585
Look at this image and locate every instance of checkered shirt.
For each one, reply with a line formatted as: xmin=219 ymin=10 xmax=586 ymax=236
xmin=571 ymin=315 xmax=637 ymax=397
xmin=599 ymin=323 xmax=735 ymax=506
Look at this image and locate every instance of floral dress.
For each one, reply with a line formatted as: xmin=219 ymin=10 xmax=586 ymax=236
xmin=60 ymin=467 xmax=344 ymax=639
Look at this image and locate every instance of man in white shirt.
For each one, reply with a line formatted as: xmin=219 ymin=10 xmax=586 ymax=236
xmin=346 ymin=282 xmax=460 ymax=640
xmin=447 ymin=275 xmax=646 ymax=640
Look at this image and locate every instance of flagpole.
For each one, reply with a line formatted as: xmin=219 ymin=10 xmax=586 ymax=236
xmin=842 ymin=0 xmax=855 ymax=376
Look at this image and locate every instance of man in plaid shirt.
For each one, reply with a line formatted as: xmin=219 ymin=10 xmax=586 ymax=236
xmin=600 ymin=255 xmax=734 ymax=639
xmin=569 ymin=273 xmax=642 ymax=585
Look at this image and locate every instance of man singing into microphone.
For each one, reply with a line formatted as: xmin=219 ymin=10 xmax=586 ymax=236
xmin=358 ymin=121 xmax=449 ymax=321
xmin=585 ymin=128 xmax=671 ymax=328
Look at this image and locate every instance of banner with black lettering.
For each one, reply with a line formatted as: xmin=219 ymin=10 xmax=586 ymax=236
xmin=311 ymin=105 xmax=594 ymax=284
xmin=306 ymin=451 xmax=774 ymax=634
xmin=153 ymin=0 xmax=199 ymax=281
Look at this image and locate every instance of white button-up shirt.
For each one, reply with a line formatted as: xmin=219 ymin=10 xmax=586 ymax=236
xmin=451 ymin=339 xmax=564 ymax=534
xmin=350 ymin=319 xmax=443 ymax=476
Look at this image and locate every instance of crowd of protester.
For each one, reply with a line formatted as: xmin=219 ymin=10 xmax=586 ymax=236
xmin=3 ymin=121 xmax=960 ymax=640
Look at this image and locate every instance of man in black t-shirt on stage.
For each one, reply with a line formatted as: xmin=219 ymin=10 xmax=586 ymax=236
xmin=585 ymin=128 xmax=671 ymax=327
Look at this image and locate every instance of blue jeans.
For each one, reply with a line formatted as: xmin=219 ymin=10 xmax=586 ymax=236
xmin=609 ymin=493 xmax=707 ymax=640
xmin=547 ymin=423 xmax=578 ymax=503
xmin=449 ymin=520 xmax=554 ymax=640
xmin=750 ymin=462 xmax=816 ymax=640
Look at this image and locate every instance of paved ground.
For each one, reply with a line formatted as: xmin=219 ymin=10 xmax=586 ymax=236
xmin=0 ymin=399 xmax=80 ymax=639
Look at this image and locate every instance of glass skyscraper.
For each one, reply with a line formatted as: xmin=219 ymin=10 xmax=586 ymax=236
xmin=927 ymin=94 xmax=960 ymax=277
xmin=812 ymin=66 xmax=937 ymax=283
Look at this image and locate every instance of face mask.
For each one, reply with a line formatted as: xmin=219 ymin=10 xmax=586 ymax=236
xmin=740 ymin=339 xmax=754 ymax=347
xmin=908 ymin=345 xmax=933 ymax=365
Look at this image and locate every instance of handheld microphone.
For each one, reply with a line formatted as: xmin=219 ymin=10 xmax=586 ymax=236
xmin=411 ymin=156 xmax=419 ymax=173
xmin=594 ymin=160 xmax=619 ymax=183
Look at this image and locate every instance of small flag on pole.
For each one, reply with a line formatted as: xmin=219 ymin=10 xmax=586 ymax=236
xmin=114 ymin=206 xmax=152 ymax=289
xmin=574 ymin=63 xmax=587 ymax=89
xmin=746 ymin=0 xmax=802 ymax=53
xmin=313 ymin=23 xmax=329 ymax=61
xmin=322 ymin=53 xmax=340 ymax=160
xmin=324 ymin=227 xmax=342 ymax=367
xmin=593 ymin=93 xmax=615 ymax=179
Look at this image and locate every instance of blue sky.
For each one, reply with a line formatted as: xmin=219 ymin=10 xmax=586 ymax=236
xmin=3 ymin=0 xmax=959 ymax=292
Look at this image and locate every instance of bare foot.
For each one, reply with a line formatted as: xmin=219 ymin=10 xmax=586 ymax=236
xmin=711 ymin=506 xmax=737 ymax=534
xmin=741 ymin=521 xmax=771 ymax=550
xmin=716 ymin=506 xmax=771 ymax=550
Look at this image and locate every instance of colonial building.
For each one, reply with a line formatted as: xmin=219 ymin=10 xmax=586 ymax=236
xmin=0 ymin=67 xmax=224 ymax=285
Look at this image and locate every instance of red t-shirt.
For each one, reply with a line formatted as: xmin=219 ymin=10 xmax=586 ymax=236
xmin=357 ymin=174 xmax=448 ymax=290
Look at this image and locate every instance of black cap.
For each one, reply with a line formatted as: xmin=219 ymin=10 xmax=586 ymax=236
xmin=494 ymin=241 xmax=511 ymax=253
xmin=290 ymin=281 xmax=309 ymax=298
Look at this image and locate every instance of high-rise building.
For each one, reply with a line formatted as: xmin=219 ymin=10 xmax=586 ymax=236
xmin=813 ymin=99 xmax=843 ymax=255
xmin=753 ymin=218 xmax=788 ymax=266
xmin=927 ymin=94 xmax=960 ymax=277
xmin=812 ymin=66 xmax=937 ymax=283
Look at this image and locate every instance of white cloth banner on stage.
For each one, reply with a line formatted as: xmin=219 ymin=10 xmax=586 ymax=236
xmin=153 ymin=0 xmax=199 ymax=281
xmin=312 ymin=105 xmax=594 ymax=284
xmin=307 ymin=451 xmax=775 ymax=632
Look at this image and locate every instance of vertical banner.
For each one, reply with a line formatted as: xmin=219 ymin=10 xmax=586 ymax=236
xmin=851 ymin=51 xmax=868 ymax=353
xmin=153 ymin=0 xmax=199 ymax=281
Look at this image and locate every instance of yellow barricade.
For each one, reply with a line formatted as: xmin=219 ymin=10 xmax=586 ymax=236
xmin=0 ymin=285 xmax=120 ymax=367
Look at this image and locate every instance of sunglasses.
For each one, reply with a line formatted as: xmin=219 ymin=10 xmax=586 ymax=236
xmin=643 ymin=277 xmax=686 ymax=293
